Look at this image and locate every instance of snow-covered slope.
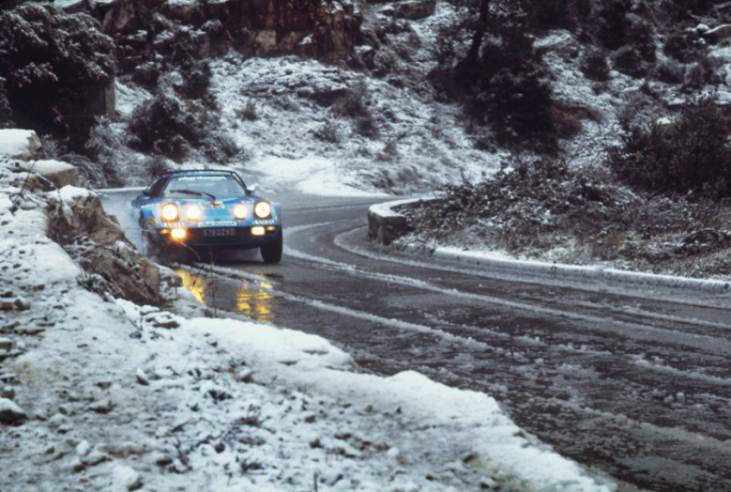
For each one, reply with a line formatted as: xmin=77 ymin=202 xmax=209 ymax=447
xmin=0 ymin=155 xmax=616 ymax=491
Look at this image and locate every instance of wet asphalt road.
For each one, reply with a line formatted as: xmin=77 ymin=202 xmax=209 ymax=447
xmin=103 ymin=191 xmax=731 ymax=492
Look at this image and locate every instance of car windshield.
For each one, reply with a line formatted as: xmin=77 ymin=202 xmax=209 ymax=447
xmin=161 ymin=175 xmax=246 ymax=199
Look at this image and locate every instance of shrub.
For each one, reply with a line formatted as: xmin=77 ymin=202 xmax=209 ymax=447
xmin=487 ymin=66 xmax=556 ymax=153
xmin=0 ymin=3 xmax=114 ymax=150
xmin=608 ymin=93 xmax=731 ymax=198
xmin=652 ymin=59 xmax=684 ymax=84
xmin=313 ymin=121 xmax=339 ymax=143
xmin=133 ymin=62 xmax=160 ymax=88
xmin=664 ymin=31 xmax=705 ymax=63
xmin=60 ymin=152 xmax=108 ymax=187
xmin=127 ymin=94 xmax=203 ymax=161
xmin=580 ymin=49 xmax=611 ymax=81
xmin=595 ymin=0 xmax=631 ymax=50
xmin=333 ymin=81 xmax=370 ymax=118
xmin=237 ymin=100 xmax=258 ymax=121
xmin=0 ymin=77 xmax=12 ymax=128
xmin=376 ymin=139 xmax=399 ymax=161
xmin=180 ymin=61 xmax=211 ymax=99
xmin=402 ymin=157 xmax=638 ymax=250
xmin=355 ymin=114 xmax=379 ymax=139
xmin=624 ymin=14 xmax=656 ymax=61
xmin=612 ymin=45 xmax=646 ymax=78
xmin=144 ymin=155 xmax=171 ymax=178
xmin=682 ymin=57 xmax=723 ymax=90
xmin=199 ymin=132 xmax=240 ymax=164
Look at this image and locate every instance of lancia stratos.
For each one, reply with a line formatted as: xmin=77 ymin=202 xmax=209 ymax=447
xmin=134 ymin=170 xmax=282 ymax=263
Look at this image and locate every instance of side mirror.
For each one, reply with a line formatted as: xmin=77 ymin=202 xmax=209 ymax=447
xmin=247 ymin=184 xmax=258 ymax=195
xmin=142 ymin=188 xmax=152 ymax=197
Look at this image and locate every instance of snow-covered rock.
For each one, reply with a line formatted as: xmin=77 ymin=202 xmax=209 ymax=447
xmin=0 ymin=397 xmax=27 ymax=424
xmin=32 ymin=159 xmax=82 ymax=189
xmin=0 ymin=130 xmax=41 ymax=161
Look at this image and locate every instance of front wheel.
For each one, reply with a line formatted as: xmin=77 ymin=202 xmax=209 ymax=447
xmin=260 ymin=229 xmax=283 ymax=264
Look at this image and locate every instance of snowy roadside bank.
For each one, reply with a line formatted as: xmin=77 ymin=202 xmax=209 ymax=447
xmin=1 ymin=152 xmax=615 ymax=491
xmin=368 ymin=198 xmax=731 ymax=298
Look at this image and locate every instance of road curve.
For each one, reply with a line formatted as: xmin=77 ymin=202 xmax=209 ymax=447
xmin=103 ymin=190 xmax=731 ymax=492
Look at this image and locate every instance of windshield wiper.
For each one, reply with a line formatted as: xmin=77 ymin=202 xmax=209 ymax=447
xmin=169 ymin=189 xmax=216 ymax=200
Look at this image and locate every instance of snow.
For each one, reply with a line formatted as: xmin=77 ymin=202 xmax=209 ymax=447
xmin=31 ymin=159 xmax=76 ymax=175
xmin=0 ymin=154 xmax=615 ymax=492
xmin=0 ymin=129 xmax=40 ymax=160
xmin=59 ymin=184 xmax=93 ymax=202
xmin=251 ymin=155 xmax=389 ymax=197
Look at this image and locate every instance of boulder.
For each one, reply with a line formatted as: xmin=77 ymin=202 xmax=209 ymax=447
xmin=47 ymin=186 xmax=161 ymax=306
xmin=380 ymin=0 xmax=435 ymax=20
xmin=32 ymin=160 xmax=82 ymax=189
xmin=0 ymin=398 xmax=27 ymax=425
xmin=0 ymin=130 xmax=41 ymax=161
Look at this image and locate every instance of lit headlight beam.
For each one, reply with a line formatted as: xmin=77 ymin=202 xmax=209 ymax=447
xmin=254 ymin=201 xmax=271 ymax=219
xmin=161 ymin=203 xmax=179 ymax=221
xmin=186 ymin=206 xmax=201 ymax=221
xmin=233 ymin=204 xmax=248 ymax=219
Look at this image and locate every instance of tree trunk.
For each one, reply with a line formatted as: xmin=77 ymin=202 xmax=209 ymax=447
xmin=466 ymin=0 xmax=490 ymax=64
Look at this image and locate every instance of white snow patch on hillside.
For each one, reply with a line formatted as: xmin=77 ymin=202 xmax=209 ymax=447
xmin=251 ymin=155 xmax=389 ymax=196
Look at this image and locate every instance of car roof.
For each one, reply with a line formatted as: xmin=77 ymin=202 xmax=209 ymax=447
xmin=157 ymin=169 xmax=238 ymax=178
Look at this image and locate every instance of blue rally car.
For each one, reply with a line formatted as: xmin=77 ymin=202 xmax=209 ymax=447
xmin=134 ymin=170 xmax=282 ymax=263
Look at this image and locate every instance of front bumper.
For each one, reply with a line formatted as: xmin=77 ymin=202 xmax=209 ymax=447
xmin=148 ymin=225 xmax=280 ymax=251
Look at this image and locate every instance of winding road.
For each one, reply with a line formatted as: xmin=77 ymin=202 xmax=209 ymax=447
xmin=102 ymin=190 xmax=731 ymax=492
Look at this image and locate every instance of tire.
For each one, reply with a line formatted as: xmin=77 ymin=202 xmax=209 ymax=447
xmin=260 ymin=229 xmax=283 ymax=264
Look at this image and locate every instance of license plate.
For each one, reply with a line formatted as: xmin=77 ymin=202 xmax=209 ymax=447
xmin=203 ymin=228 xmax=235 ymax=237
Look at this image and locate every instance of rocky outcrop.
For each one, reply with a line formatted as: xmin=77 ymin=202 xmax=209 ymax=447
xmin=368 ymin=197 xmax=437 ymax=245
xmin=379 ymin=0 xmax=435 ymax=20
xmin=70 ymin=0 xmax=362 ymax=65
xmin=0 ymin=130 xmax=41 ymax=161
xmin=47 ymin=186 xmax=163 ymax=306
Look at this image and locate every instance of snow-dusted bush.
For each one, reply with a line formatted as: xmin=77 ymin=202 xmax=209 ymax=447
xmin=401 ymin=156 xmax=731 ymax=266
xmin=237 ymin=100 xmax=258 ymax=121
xmin=652 ymin=59 xmax=684 ymax=84
xmin=133 ymin=62 xmax=160 ymax=89
xmin=0 ymin=77 xmax=12 ymax=128
xmin=579 ymin=49 xmax=611 ymax=81
xmin=128 ymin=93 xmax=240 ymax=164
xmin=128 ymin=94 xmax=202 ymax=161
xmin=313 ymin=121 xmax=340 ymax=143
xmin=609 ymin=93 xmax=731 ymax=199
xmin=199 ymin=132 xmax=241 ymax=164
xmin=623 ymin=14 xmax=656 ymax=62
xmin=0 ymin=3 xmax=114 ymax=149
xmin=180 ymin=61 xmax=212 ymax=99
xmin=487 ymin=65 xmax=556 ymax=152
xmin=402 ymin=157 xmax=640 ymax=252
xmin=594 ymin=0 xmax=630 ymax=50
xmin=332 ymin=81 xmax=379 ymax=139
xmin=143 ymin=155 xmax=171 ymax=178
xmin=522 ymin=0 xmax=591 ymax=30
xmin=663 ymin=31 xmax=706 ymax=63
xmin=431 ymin=17 xmax=556 ymax=153
xmin=612 ymin=45 xmax=647 ymax=78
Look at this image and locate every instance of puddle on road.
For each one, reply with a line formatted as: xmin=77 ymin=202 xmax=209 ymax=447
xmin=175 ymin=268 xmax=276 ymax=323
xmin=177 ymin=269 xmax=207 ymax=303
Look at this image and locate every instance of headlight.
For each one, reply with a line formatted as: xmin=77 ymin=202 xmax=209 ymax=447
xmin=161 ymin=203 xmax=179 ymax=222
xmin=233 ymin=204 xmax=247 ymax=220
xmin=171 ymin=228 xmax=186 ymax=240
xmin=186 ymin=206 xmax=201 ymax=221
xmin=254 ymin=201 xmax=271 ymax=219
